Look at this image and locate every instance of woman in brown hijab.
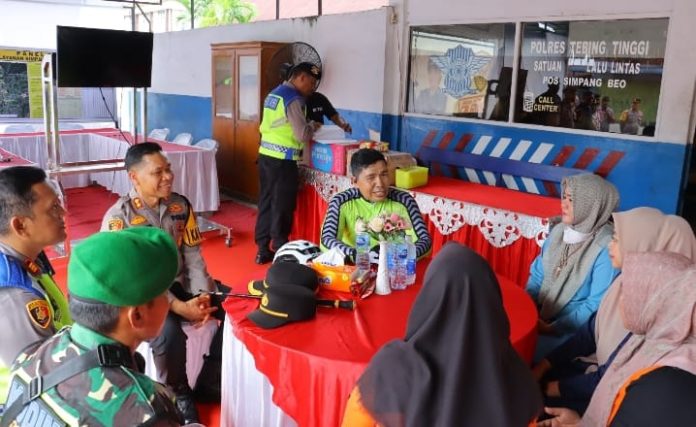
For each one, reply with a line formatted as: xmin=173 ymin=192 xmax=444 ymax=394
xmin=532 ymin=207 xmax=696 ymax=415
xmin=341 ymin=243 xmax=542 ymax=427
xmin=526 ymin=173 xmax=620 ymax=360
xmin=539 ymin=251 xmax=696 ymax=426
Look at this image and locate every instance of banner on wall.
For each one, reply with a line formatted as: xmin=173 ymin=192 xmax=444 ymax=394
xmin=0 ymin=48 xmax=50 ymax=119
xmin=0 ymin=49 xmax=47 ymax=62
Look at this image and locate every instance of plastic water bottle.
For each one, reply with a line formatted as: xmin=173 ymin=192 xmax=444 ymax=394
xmin=392 ymin=240 xmax=408 ymax=290
xmin=355 ymin=231 xmax=371 ymax=272
xmin=387 ymin=241 xmax=396 ymax=284
xmin=405 ymin=239 xmax=417 ymax=286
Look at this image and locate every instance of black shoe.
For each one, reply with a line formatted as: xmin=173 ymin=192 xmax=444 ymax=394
xmin=175 ymin=392 xmax=200 ymax=424
xmin=255 ymin=250 xmax=274 ymax=264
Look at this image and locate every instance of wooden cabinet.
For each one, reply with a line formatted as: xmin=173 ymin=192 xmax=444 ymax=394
xmin=211 ymin=42 xmax=287 ymax=202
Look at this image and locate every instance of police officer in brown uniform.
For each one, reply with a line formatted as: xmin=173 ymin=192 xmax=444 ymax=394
xmin=101 ymin=142 xmax=219 ymax=424
xmin=0 ymin=167 xmax=72 ymax=409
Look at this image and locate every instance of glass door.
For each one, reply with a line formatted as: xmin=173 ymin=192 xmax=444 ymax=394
xmin=233 ymin=51 xmax=261 ymax=201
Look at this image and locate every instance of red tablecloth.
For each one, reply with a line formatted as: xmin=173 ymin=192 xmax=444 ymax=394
xmin=0 ymin=147 xmax=35 ymax=168
xmin=416 ymin=175 xmax=560 ymax=218
xmin=223 ymin=263 xmax=538 ymax=427
xmin=292 ymin=175 xmax=560 ymax=286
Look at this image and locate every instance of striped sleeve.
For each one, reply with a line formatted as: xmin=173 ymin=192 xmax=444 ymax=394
xmin=320 ymin=189 xmax=357 ymax=261
xmin=392 ymin=190 xmax=432 ymax=258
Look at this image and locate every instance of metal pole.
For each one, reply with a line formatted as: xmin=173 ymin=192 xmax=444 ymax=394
xmin=143 ymin=88 xmax=148 ymax=141
xmin=41 ymin=54 xmax=60 ymax=171
xmin=276 ymin=0 xmax=279 ymax=20
xmin=132 ymin=2 xmax=139 ymax=143
xmin=508 ymin=22 xmax=522 ymax=123
xmin=318 ymin=0 xmax=321 ymax=16
xmin=190 ymin=0 xmax=194 ymax=29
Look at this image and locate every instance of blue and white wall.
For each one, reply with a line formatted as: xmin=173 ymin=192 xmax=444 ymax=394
xmin=147 ymin=8 xmax=392 ymax=142
xmin=386 ymin=0 xmax=696 ymax=213
xmin=148 ymin=0 xmax=696 ymax=213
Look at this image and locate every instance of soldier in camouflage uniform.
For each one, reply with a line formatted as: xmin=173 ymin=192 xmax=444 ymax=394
xmin=1 ymin=228 xmax=182 ymax=426
xmin=101 ymin=142 xmax=220 ymax=423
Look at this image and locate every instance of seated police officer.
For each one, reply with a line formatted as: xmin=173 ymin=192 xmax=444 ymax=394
xmin=320 ymin=148 xmax=432 ymax=262
xmin=1 ymin=228 xmax=182 ymax=426
xmin=0 ymin=167 xmax=72 ymax=408
xmin=101 ymin=142 xmax=221 ymax=423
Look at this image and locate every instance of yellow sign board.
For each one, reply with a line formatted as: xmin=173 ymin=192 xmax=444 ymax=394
xmin=0 ymin=49 xmax=48 ymax=62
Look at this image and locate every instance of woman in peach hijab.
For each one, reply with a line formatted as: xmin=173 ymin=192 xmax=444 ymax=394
xmin=532 ymin=207 xmax=696 ymax=415
xmin=539 ymin=251 xmax=696 ymax=426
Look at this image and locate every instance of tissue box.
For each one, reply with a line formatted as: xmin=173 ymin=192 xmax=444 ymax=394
xmin=395 ymin=166 xmax=429 ymax=189
xmin=346 ymin=150 xmax=417 ymax=185
xmin=358 ymin=140 xmax=389 ymax=152
xmin=309 ymin=263 xmax=356 ymax=293
xmin=310 ymin=139 xmax=360 ymax=175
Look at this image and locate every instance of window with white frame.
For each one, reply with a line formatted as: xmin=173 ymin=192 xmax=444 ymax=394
xmin=516 ymin=18 xmax=668 ymax=136
xmin=407 ymin=18 xmax=669 ymax=137
xmin=408 ymin=24 xmax=516 ymax=120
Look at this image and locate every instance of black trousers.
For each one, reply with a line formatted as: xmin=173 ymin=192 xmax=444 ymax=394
xmin=254 ymin=155 xmax=299 ymax=253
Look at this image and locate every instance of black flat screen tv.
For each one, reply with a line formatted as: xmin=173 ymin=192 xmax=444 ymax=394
xmin=57 ymin=26 xmax=153 ymax=88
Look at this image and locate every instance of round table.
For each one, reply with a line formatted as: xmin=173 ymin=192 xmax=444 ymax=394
xmin=221 ymin=263 xmax=538 ymax=427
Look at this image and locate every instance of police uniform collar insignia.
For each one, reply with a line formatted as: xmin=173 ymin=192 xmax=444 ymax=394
xmin=130 ymin=215 xmax=148 ymax=226
xmin=23 ymin=259 xmax=42 ymax=277
xmin=132 ymin=197 xmax=144 ymax=210
xmin=26 ymin=299 xmax=51 ymax=329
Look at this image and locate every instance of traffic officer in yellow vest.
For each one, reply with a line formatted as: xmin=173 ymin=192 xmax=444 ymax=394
xmin=254 ymin=62 xmax=322 ymax=264
xmin=0 ymin=166 xmax=71 ymax=410
xmin=101 ymin=142 xmax=218 ymax=424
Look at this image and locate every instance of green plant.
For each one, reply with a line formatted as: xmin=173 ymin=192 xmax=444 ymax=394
xmin=176 ymin=0 xmax=256 ymax=27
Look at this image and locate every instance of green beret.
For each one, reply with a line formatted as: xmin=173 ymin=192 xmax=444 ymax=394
xmin=68 ymin=228 xmax=178 ymax=306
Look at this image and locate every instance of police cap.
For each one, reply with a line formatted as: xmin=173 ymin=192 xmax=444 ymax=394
xmin=247 ymin=285 xmax=316 ymax=329
xmin=248 ymin=262 xmax=319 ymax=296
xmin=290 ymin=62 xmax=322 ymax=80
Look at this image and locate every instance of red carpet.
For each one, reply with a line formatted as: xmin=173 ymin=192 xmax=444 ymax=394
xmin=51 ymin=185 xmax=271 ymax=427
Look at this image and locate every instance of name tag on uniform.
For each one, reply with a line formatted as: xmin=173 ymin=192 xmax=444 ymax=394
xmin=5 ymin=377 xmax=66 ymax=426
xmin=264 ymin=96 xmax=280 ymax=110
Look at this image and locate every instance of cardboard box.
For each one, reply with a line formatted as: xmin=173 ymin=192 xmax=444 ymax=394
xmin=346 ymin=149 xmax=417 ymax=185
xmin=310 ymin=139 xmax=360 ymax=175
xmin=396 ymin=166 xmax=429 ymax=189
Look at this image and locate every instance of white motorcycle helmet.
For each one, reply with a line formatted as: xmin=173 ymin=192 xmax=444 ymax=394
xmin=273 ymin=240 xmax=322 ymax=265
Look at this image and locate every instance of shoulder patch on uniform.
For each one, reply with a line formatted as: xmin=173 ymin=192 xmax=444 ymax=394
xmin=264 ymin=96 xmax=280 ymax=110
xmin=182 ymin=212 xmax=203 ymax=247
xmin=26 ymin=299 xmax=51 ymax=329
xmin=168 ymin=203 xmax=183 ymax=214
xmin=132 ymin=198 xmax=144 ymax=210
xmin=108 ymin=218 xmax=124 ymax=231
xmin=130 ymin=215 xmax=148 ymax=226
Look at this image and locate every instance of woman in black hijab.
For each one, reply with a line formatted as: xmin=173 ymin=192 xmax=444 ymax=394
xmin=342 ymin=243 xmax=543 ymax=427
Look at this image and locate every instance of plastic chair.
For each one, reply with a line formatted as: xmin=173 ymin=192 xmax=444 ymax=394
xmin=148 ymin=128 xmax=170 ymax=141
xmin=195 ymin=138 xmax=219 ymax=152
xmin=172 ymin=133 xmax=194 ymax=146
